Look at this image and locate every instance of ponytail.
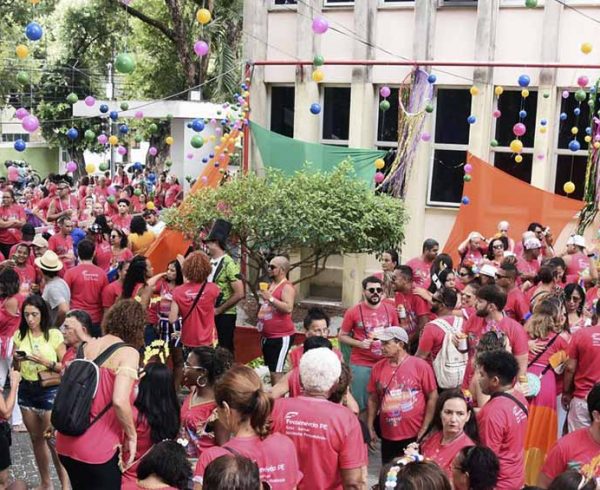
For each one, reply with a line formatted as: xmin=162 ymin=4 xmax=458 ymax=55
xmin=250 ymin=389 xmax=272 ymax=439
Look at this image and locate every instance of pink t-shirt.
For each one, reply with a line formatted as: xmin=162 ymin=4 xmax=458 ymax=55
xmin=0 ymin=204 xmax=25 ymax=244
xmin=256 ymin=281 xmax=296 ymax=339
xmin=102 ymin=281 xmax=122 ymax=310
xmin=94 ymin=241 xmax=113 ymax=272
xmin=64 ymin=263 xmax=108 ymax=324
xmin=541 ymin=428 xmax=600 ymax=480
xmin=111 ymin=214 xmax=132 ymax=233
xmin=340 ymin=302 xmax=399 ymax=367
xmin=418 ymin=315 xmax=462 ymax=364
xmin=406 ymin=257 xmax=432 ymax=288
xmin=121 ymin=412 xmax=153 ymax=490
xmin=516 ymin=256 xmax=540 ymax=279
xmin=14 ymin=264 xmax=38 ymax=295
xmin=194 ymin=433 xmax=302 ymax=489
xmin=394 ymin=291 xmax=431 ymax=336
xmin=477 ymin=391 xmax=528 ymax=490
xmin=460 ymin=247 xmax=485 ymax=266
xmin=420 ymin=431 xmax=475 ymax=479
xmin=567 ymin=325 xmax=600 ymax=398
xmin=180 ymin=395 xmax=217 ymax=458
xmin=271 ymin=396 xmax=367 ymax=490
xmin=173 ymin=282 xmax=220 ymax=347
xmin=367 ymin=356 xmax=437 ymax=441
xmin=288 ymin=368 xmax=302 ymax=397
xmin=164 ymin=184 xmax=181 ymax=208
xmin=566 ymin=252 xmax=591 ymax=278
xmin=504 ymin=287 xmax=530 ymax=323
xmin=48 ymin=233 xmax=74 ymax=269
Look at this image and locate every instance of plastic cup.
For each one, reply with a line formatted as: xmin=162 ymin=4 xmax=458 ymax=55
xmin=259 ymin=282 xmax=269 ymax=291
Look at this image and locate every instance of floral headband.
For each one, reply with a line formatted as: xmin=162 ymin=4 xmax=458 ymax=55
xmin=383 ymin=454 xmax=424 ymax=489
xmin=143 ymin=339 xmax=170 ymax=366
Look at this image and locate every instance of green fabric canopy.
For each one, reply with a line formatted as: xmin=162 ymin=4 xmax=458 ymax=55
xmin=250 ymin=122 xmax=388 ymax=185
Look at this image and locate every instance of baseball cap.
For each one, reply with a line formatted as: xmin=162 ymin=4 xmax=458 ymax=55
xmin=573 ymin=235 xmax=586 ymax=248
xmin=479 ymin=264 xmax=497 ymax=278
xmin=524 ymin=237 xmax=542 ymax=250
xmin=373 ymin=327 xmax=409 ymax=344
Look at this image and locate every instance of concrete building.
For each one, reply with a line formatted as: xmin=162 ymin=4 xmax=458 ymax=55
xmin=243 ymin=0 xmax=600 ymax=306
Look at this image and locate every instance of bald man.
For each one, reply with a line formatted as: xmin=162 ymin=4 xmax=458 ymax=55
xmin=258 ymin=256 xmax=297 ymax=385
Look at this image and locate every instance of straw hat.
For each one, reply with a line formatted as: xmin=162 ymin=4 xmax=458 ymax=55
xmin=34 ymin=250 xmax=63 ymax=272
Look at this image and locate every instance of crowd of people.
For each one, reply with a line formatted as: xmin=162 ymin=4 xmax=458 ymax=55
xmin=0 ymin=168 xmax=596 ymax=489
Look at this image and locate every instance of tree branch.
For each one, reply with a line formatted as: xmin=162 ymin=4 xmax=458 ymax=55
xmin=109 ymin=0 xmax=176 ymax=41
xmin=291 ymin=254 xmax=330 ymax=286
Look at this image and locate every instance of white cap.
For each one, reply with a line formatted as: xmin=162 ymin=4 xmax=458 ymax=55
xmin=479 ymin=264 xmax=497 ymax=278
xmin=524 ymin=237 xmax=542 ymax=250
xmin=573 ymin=235 xmax=586 ymax=248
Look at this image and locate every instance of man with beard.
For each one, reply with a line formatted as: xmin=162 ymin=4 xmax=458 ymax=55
xmin=462 ymin=285 xmax=529 ymax=392
xmin=339 ymin=276 xmax=399 ymax=419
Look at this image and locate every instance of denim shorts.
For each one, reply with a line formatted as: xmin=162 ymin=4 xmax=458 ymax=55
xmin=18 ymin=380 xmax=58 ymax=412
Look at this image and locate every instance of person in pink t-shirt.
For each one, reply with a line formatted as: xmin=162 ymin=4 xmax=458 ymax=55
xmin=517 ymin=237 xmax=542 ymax=283
xmin=538 ymin=383 xmax=600 ymax=488
xmin=287 ymin=307 xmax=334 ymax=369
xmin=392 ymin=266 xmax=431 ymax=346
xmin=46 ymin=180 xmax=78 ymax=228
xmin=406 ymin=238 xmax=439 ymax=289
xmin=12 ymin=243 xmax=39 ymax=295
xmin=563 ymin=234 xmax=597 ymax=286
xmin=193 ymin=365 xmax=302 ymax=490
xmin=477 ymin=350 xmax=529 ymax=490
xmin=496 ymin=263 xmax=530 ymax=323
xmin=135 ymin=440 xmax=191 ymax=490
xmin=112 ymin=199 xmax=132 ymax=233
xmin=0 ymin=190 xmax=26 ymax=260
xmin=457 ymin=231 xmax=487 ymax=267
xmin=48 ymin=216 xmax=75 ymax=270
xmin=272 ymin=348 xmax=367 ymax=490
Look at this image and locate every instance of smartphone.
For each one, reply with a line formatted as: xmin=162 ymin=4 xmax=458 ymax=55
xmin=15 ymin=351 xmax=27 ymax=358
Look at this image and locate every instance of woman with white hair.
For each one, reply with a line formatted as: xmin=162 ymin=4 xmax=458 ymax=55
xmin=496 ymin=221 xmax=515 ymax=252
xmin=457 ymin=232 xmax=487 ymax=266
xmin=271 ymin=348 xmax=368 ymax=489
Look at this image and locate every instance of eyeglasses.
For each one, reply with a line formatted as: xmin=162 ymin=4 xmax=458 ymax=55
xmin=268 ymin=264 xmax=277 ymax=270
xmin=493 ymin=244 xmax=504 ymax=249
xmin=366 ymin=287 xmax=383 ymax=294
xmin=183 ymin=362 xmax=205 ymax=370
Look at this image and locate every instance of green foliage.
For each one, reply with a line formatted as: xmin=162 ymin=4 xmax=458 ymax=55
xmin=164 ymin=161 xmax=407 ymax=292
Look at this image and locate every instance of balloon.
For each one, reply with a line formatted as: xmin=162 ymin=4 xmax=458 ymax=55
xmin=191 ymin=136 xmax=204 ymax=148
xmin=15 ymin=45 xmax=29 ymax=59
xmin=22 ymin=115 xmax=39 ymax=133
xmin=109 ymin=111 xmax=119 ymax=121
xmin=311 ymin=69 xmax=324 ymax=83
xmin=119 ymin=124 xmax=129 ymax=134
xmin=421 ymin=132 xmax=431 ymax=142
xmin=15 ymin=108 xmax=28 ymax=120
xmin=577 ymin=76 xmax=589 ymax=88
xmin=66 ymin=93 xmax=78 ymax=104
xmin=537 ymin=154 xmax=545 ymax=160
xmin=562 ymin=90 xmax=569 ymax=99
xmin=494 ymin=86 xmax=504 ymax=96
xmin=462 ymin=196 xmax=470 ymax=205
xmin=99 ymin=104 xmax=109 ymax=114
xmin=379 ymin=100 xmax=390 ymax=112
xmin=374 ymin=172 xmax=385 ymax=184
xmin=201 ymin=176 xmax=208 ymax=184
xmin=146 ymin=201 xmax=155 ymax=210
xmin=66 ymin=128 xmax=79 ymax=140
xmin=165 ymin=136 xmax=174 ymax=145
xmin=540 ymin=119 xmax=547 ymax=126
xmin=133 ymin=111 xmax=143 ymax=119
xmin=518 ymin=74 xmax=530 ymax=87
xmin=310 ymin=103 xmax=321 ymax=115
xmin=543 ymin=92 xmax=550 ymax=99
xmin=464 ymin=164 xmax=473 ymax=173
xmin=215 ymin=128 xmax=222 ymax=136
xmin=115 ymin=53 xmax=136 ymax=74
xmin=85 ymin=163 xmax=96 ymax=174
xmin=187 ymin=153 xmax=194 ymax=160
xmin=463 ymin=174 xmax=472 ymax=182
xmin=194 ymin=41 xmax=209 ymax=57
xmin=569 ymin=140 xmax=581 ymax=152
xmin=374 ymin=159 xmax=385 ymax=169
xmin=490 ymin=139 xmax=499 ymax=147
xmin=13 ymin=139 xmax=26 ymax=152
xmin=107 ymin=186 xmax=117 ymax=196
xmin=525 ymin=0 xmax=538 ymax=7
xmin=99 ymin=163 xmax=109 ymax=172
xmin=108 ymin=135 xmax=118 ymax=145
xmin=148 ymin=147 xmax=158 ymax=156
xmin=196 ymin=8 xmax=211 ymax=24
xmin=575 ymin=89 xmax=587 ymax=102
xmin=492 ymin=110 xmax=501 ymax=118
xmin=515 ymin=155 xmax=523 ymax=163
xmin=563 ymin=181 xmax=575 ymax=194
xmin=313 ymin=54 xmax=325 ymax=66
xmin=84 ymin=96 xmax=96 ymax=107
xmin=519 ymin=110 xmax=527 ymax=119
xmin=571 ymin=127 xmax=579 ymax=135
xmin=148 ymin=123 xmax=158 ymax=134
xmin=380 ymin=86 xmax=391 ymax=98
xmin=510 ymin=139 xmax=523 ymax=153
xmin=560 ymin=112 xmax=567 ymax=121
xmin=521 ymin=89 xmax=529 ymax=98
xmin=574 ymin=108 xmax=581 ymax=116
xmin=312 ymin=16 xmax=329 ymax=34
xmin=120 ymin=102 xmax=129 ymax=111
xmin=66 ymin=161 xmax=77 ymax=173
xmin=16 ymin=71 xmax=29 ymax=85
xmin=585 ymin=135 xmax=592 ymax=143
xmin=513 ymin=123 xmax=526 ymax=137
xmin=581 ymin=42 xmax=593 ymax=54
xmin=191 ymin=119 xmax=205 ymax=132
xmin=25 ymin=22 xmax=43 ymax=41
xmin=117 ymin=146 xmax=127 ymax=156
xmin=427 ymin=74 xmax=437 ymax=84
xmin=540 ymin=127 xmax=547 ymax=134
xmin=84 ymin=130 xmax=95 ymax=141
xmin=107 ymin=196 xmax=115 ymax=204
xmin=467 ymin=115 xmax=477 ymax=124
xmin=97 ymin=134 xmax=108 ymax=144
xmin=469 ymin=86 xmax=479 ymax=96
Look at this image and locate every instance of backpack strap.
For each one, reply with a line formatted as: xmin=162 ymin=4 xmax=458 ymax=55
xmin=181 ymin=281 xmax=208 ymax=325
xmin=76 ymin=342 xmax=87 ymax=360
xmin=490 ymin=391 xmax=528 ymax=416
xmin=92 ymin=342 xmax=127 ymax=366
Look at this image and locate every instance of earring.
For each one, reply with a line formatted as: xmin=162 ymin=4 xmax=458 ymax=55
xmin=196 ymin=375 xmax=208 ymax=388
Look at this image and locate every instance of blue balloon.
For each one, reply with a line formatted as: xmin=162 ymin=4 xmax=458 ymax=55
xmin=133 ymin=162 xmax=143 ymax=171
xmin=13 ymin=139 xmax=26 ymax=152
xmin=220 ymin=119 xmax=227 ymax=125
xmin=519 ymin=110 xmax=527 ymax=119
xmin=467 ymin=115 xmax=477 ymax=124
xmin=109 ymin=111 xmax=119 ymax=121
xmin=560 ymin=112 xmax=567 ymax=121
xmin=99 ymin=104 xmax=109 ymax=114
xmin=461 ymin=196 xmax=470 ymax=205
xmin=540 ymin=119 xmax=547 ymax=126
xmin=310 ymin=103 xmax=321 ymax=115
xmin=119 ymin=124 xmax=129 ymax=134
xmin=586 ymin=127 xmax=593 ymax=135
xmin=518 ymin=74 xmax=531 ymax=87
xmin=191 ymin=119 xmax=205 ymax=132
xmin=209 ymin=152 xmax=215 ymax=158
xmin=25 ymin=22 xmax=43 ymax=41
xmin=186 ymin=123 xmax=192 ymax=128
xmin=66 ymin=127 xmax=79 ymax=140
xmin=574 ymin=108 xmax=581 ymax=116
xmin=202 ymin=157 xmax=208 ymax=163
xmin=569 ymin=140 xmax=581 ymax=152
xmin=147 ymin=173 xmax=156 ymax=182
xmin=427 ymin=74 xmax=437 ymax=84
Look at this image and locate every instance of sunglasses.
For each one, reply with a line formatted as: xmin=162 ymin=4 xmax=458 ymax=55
xmin=458 ymin=272 xmax=469 ymax=277
xmin=366 ymin=287 xmax=383 ymax=294
xmin=268 ymin=264 xmax=277 ymax=270
xmin=493 ymin=244 xmax=504 ymax=249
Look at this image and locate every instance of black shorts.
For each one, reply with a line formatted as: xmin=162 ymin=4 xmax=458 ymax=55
xmin=0 ymin=422 xmax=11 ymax=471
xmin=261 ymin=335 xmax=295 ymax=373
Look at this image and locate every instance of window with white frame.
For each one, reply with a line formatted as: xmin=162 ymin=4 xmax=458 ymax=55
xmin=441 ymin=0 xmax=478 ymax=5
xmin=554 ymin=90 xmax=594 ymax=200
xmin=270 ymin=85 xmax=295 ymax=138
xmin=273 ymin=0 xmax=297 ymax=5
xmin=322 ymin=86 xmax=351 ymax=146
xmin=376 ymin=87 xmax=399 ymax=150
xmin=324 ymin=0 xmax=354 ymax=5
xmin=1 ymin=133 xmax=30 ymax=143
xmin=491 ymin=90 xmax=538 ymax=184
xmin=427 ymin=88 xmax=471 ymax=206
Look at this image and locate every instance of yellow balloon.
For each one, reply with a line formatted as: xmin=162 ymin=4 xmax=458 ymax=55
xmin=215 ymin=146 xmax=220 ymax=153
xmin=209 ymin=135 xmax=216 ymax=142
xmin=15 ymin=44 xmax=29 ymax=60
xmin=312 ymin=69 xmax=325 ymax=83
xmin=521 ymin=89 xmax=529 ymax=98
xmin=196 ymin=8 xmax=211 ymax=25
xmin=165 ymin=136 xmax=174 ymax=145
xmin=146 ymin=201 xmax=155 ymax=210
xmin=595 ymin=142 xmax=600 ymax=149
xmin=515 ymin=155 xmax=523 ymax=163
xmin=510 ymin=139 xmax=523 ymax=153
xmin=563 ymin=181 xmax=575 ymax=194
xmin=108 ymin=135 xmax=118 ymax=146
xmin=585 ymin=135 xmax=592 ymax=143
xmin=571 ymin=127 xmax=579 ymax=135
xmin=582 ymin=42 xmax=593 ymax=55
xmin=85 ymin=163 xmax=96 ymax=174
xmin=469 ymin=86 xmax=479 ymax=96
xmin=374 ymin=158 xmax=385 ymax=170
xmin=540 ymin=126 xmax=547 ymax=134
xmin=494 ymin=86 xmax=504 ymax=96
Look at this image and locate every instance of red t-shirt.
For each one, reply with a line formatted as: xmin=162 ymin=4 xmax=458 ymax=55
xmin=102 ymin=280 xmax=122 ymax=310
xmin=64 ymin=263 xmax=108 ymax=324
xmin=288 ymin=345 xmax=343 ymax=369
xmin=541 ymin=428 xmax=600 ymax=480
xmin=9 ymin=242 xmax=34 ymax=268
xmin=271 ymin=396 xmax=368 ymax=490
xmin=164 ymin=184 xmax=181 ymax=208
xmin=194 ymin=433 xmax=302 ymax=489
xmin=420 ymin=431 xmax=475 ymax=479
xmin=0 ymin=204 xmax=25 ymax=244
xmin=288 ymin=368 xmax=302 ymax=397
xmin=111 ymin=213 xmax=132 ymax=234
xmin=180 ymin=394 xmax=217 ymax=459
xmin=111 ymin=247 xmax=133 ymax=269
xmin=516 ymin=256 xmax=540 ymax=278
xmin=94 ymin=241 xmax=113 ymax=271
xmin=477 ymin=391 xmax=528 ymax=490
xmin=340 ymin=302 xmax=399 ymax=367
xmin=0 ymin=294 xmax=24 ymax=338
xmin=173 ymin=282 xmax=220 ymax=347
xmin=394 ymin=291 xmax=430 ymax=336
xmin=48 ymin=233 xmax=75 ymax=269
xmin=406 ymin=257 xmax=432 ymax=288
xmin=585 ymin=286 xmax=600 ymax=311
xmin=256 ymin=281 xmax=296 ymax=339
xmin=14 ymin=264 xmax=38 ymax=295
xmin=567 ymin=325 xmax=600 ymax=398
xmin=418 ymin=315 xmax=462 ymax=364
xmin=504 ymin=287 xmax=530 ymax=323
xmin=566 ymin=252 xmax=591 ymax=278
xmin=367 ymin=356 xmax=437 ymax=441
xmin=460 ymin=247 xmax=485 ymax=266
xmin=122 ymin=412 xmax=153 ymax=490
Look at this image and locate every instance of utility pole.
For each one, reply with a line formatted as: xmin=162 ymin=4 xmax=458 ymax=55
xmin=106 ymin=61 xmax=116 ymax=178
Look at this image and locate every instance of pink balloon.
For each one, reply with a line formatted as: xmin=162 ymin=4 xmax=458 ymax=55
xmin=135 ymin=111 xmax=144 ymax=119
xmin=84 ymin=96 xmax=96 ymax=107
xmin=107 ymin=186 xmax=117 ymax=196
xmin=374 ymin=172 xmax=385 ymax=184
xmin=21 ymin=115 xmax=39 ymax=133
xmin=562 ymin=90 xmax=570 ymax=99
xmin=215 ymin=128 xmax=222 ymax=135
xmin=492 ymin=110 xmax=502 ymax=118
xmin=66 ymin=161 xmax=77 ymax=173
xmin=201 ymin=176 xmax=208 ymax=184
xmin=537 ymin=154 xmax=545 ymax=160
xmin=513 ymin=123 xmax=526 ymax=137
xmin=210 ymin=118 xmax=217 ymax=125
xmin=15 ymin=108 xmax=29 ymax=120
xmin=464 ymin=164 xmax=473 ymax=173
xmin=186 ymin=153 xmax=194 ymax=159
xmin=421 ymin=132 xmax=431 ymax=142
xmin=577 ymin=76 xmax=589 ymax=88
xmin=148 ymin=147 xmax=158 ymax=156
xmin=379 ymin=86 xmax=391 ymax=98
xmin=97 ymin=134 xmax=108 ymax=144
xmin=194 ymin=41 xmax=209 ymax=57
xmin=117 ymin=146 xmax=127 ymax=156
xmin=312 ymin=16 xmax=329 ymax=34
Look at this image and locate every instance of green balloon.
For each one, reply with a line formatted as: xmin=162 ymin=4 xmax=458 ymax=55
xmin=66 ymin=92 xmax=78 ymax=104
xmin=490 ymin=139 xmax=499 ymax=147
xmin=588 ymin=99 xmax=595 ymax=108
xmin=166 ymin=114 xmax=173 ymax=121
xmin=525 ymin=0 xmax=538 ymax=7
xmin=191 ymin=135 xmax=204 ymax=148
xmin=165 ymin=160 xmax=172 ymax=167
xmin=543 ymin=92 xmax=550 ymax=99
xmin=425 ymin=104 xmax=434 ymax=113
xmin=134 ymin=188 xmax=142 ymax=196
xmin=120 ymin=102 xmax=129 ymax=111
xmin=84 ymin=129 xmax=95 ymax=141
xmin=99 ymin=163 xmax=109 ymax=171
xmin=575 ymin=89 xmax=587 ymax=102
xmin=379 ymin=100 xmax=390 ymax=112
xmin=107 ymin=195 xmax=115 ymax=204
xmin=148 ymin=123 xmax=158 ymax=134
xmin=115 ymin=53 xmax=136 ymax=74
xmin=16 ymin=71 xmax=29 ymax=85
xmin=313 ymin=54 xmax=325 ymax=67
xmin=463 ymin=174 xmax=472 ymax=182
xmin=134 ymin=134 xmax=143 ymax=143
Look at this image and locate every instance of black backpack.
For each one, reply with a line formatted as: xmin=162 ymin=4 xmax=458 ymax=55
xmin=51 ymin=341 xmax=126 ymax=436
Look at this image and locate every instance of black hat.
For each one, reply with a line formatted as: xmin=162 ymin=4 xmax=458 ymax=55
xmin=205 ymin=219 xmax=231 ymax=243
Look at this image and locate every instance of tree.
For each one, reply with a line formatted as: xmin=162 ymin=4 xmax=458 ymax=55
xmin=164 ymin=162 xmax=407 ymax=297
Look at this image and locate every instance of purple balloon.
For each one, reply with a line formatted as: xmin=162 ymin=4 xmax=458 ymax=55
xmin=97 ymin=134 xmax=108 ymax=144
xmin=66 ymin=161 xmax=77 ymax=173
xmin=194 ymin=41 xmax=209 ymax=57
xmin=84 ymin=96 xmax=96 ymax=107
xmin=421 ymin=132 xmax=431 ymax=142
xmin=562 ymin=90 xmax=570 ymax=99
xmin=148 ymin=147 xmax=158 ymax=156
xmin=492 ymin=110 xmax=501 ymax=118
xmin=379 ymin=86 xmax=391 ymax=98
xmin=312 ymin=16 xmax=329 ymax=34
xmin=15 ymin=108 xmax=29 ymax=120
xmin=215 ymin=128 xmax=222 ymax=135
xmin=186 ymin=153 xmax=194 ymax=160
xmin=577 ymin=76 xmax=589 ymax=88
xmin=117 ymin=146 xmax=127 ymax=156
xmin=135 ymin=111 xmax=144 ymax=119
xmin=22 ymin=115 xmax=39 ymax=133
xmin=464 ymin=164 xmax=473 ymax=173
